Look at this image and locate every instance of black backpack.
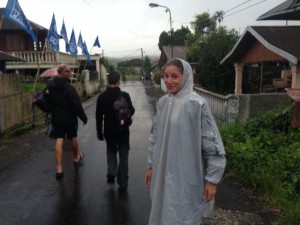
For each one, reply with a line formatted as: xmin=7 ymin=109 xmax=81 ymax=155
xmin=113 ymin=92 xmax=132 ymax=130
xmin=32 ymin=86 xmax=52 ymax=113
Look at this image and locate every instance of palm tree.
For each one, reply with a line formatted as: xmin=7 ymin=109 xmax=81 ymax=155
xmin=214 ymin=11 xmax=225 ymax=26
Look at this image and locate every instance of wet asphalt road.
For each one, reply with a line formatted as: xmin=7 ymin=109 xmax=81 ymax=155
xmin=0 ymin=81 xmax=154 ymax=225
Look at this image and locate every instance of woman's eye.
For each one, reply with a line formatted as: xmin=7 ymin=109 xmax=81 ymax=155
xmin=164 ymin=73 xmax=178 ymax=79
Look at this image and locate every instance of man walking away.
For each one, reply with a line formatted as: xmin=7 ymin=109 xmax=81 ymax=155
xmin=96 ymin=71 xmax=135 ymax=191
xmin=47 ymin=64 xmax=88 ymax=179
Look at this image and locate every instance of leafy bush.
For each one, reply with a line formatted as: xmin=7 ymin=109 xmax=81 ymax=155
xmin=220 ymin=108 xmax=300 ymax=225
xmin=74 ymin=72 xmax=85 ymax=82
xmin=245 ymin=109 xmax=291 ymax=135
xmin=21 ymin=82 xmax=46 ymax=93
xmin=152 ymin=72 xmax=161 ymax=85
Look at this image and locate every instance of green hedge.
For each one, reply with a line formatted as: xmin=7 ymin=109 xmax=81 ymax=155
xmin=220 ymin=108 xmax=300 ymax=225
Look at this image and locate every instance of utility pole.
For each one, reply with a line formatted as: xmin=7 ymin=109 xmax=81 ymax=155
xmin=149 ymin=3 xmax=173 ymax=58
xmin=99 ymin=49 xmax=104 ymax=83
xmin=168 ymin=9 xmax=173 ymax=59
xmin=141 ymin=48 xmax=144 ymax=79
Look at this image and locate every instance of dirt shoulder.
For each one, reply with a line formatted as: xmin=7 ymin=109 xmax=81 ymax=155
xmin=0 ymin=125 xmax=46 ymax=170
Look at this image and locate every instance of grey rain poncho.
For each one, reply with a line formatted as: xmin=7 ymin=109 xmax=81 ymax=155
xmin=147 ymin=59 xmax=226 ymax=225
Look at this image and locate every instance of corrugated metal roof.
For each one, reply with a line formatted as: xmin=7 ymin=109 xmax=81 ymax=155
xmin=0 ymin=51 xmax=25 ymax=61
xmin=221 ymin=26 xmax=300 ymax=64
xmin=257 ymin=0 xmax=300 ymax=20
xmin=159 ymin=45 xmax=186 ymax=65
xmin=0 ymin=8 xmax=48 ymax=31
xmin=162 ymin=46 xmax=186 ymax=60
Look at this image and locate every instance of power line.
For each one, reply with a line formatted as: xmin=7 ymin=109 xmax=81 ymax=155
xmin=101 ymin=36 xmax=158 ymax=42
xmin=225 ymin=0 xmax=254 ymax=13
xmin=117 ymin=49 xmax=141 ymax=60
xmin=80 ymin=0 xmax=159 ymax=39
xmin=81 ymin=0 xmax=93 ymax=8
xmin=225 ymin=0 xmax=268 ymax=18
xmin=162 ymin=1 xmax=267 ymax=27
xmin=173 ymin=19 xmax=190 ymax=26
xmin=105 ymin=48 xmax=142 ymax=54
xmin=144 ymin=44 xmax=159 ymax=52
xmin=105 ymin=45 xmax=160 ymax=59
xmin=81 ymin=0 xmax=98 ymax=12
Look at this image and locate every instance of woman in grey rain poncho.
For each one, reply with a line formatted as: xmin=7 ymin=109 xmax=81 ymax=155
xmin=145 ymin=58 xmax=226 ymax=225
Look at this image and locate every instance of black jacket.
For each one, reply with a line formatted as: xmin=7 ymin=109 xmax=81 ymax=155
xmin=47 ymin=77 xmax=87 ymax=126
xmin=96 ymin=87 xmax=135 ymax=146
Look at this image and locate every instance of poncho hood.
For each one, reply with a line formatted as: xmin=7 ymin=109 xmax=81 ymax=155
xmin=176 ymin=58 xmax=194 ymax=96
xmin=147 ymin=59 xmax=226 ymax=225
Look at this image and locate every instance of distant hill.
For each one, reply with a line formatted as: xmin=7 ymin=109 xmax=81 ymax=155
xmin=105 ymin=57 xmax=120 ymax=68
xmin=106 ymin=54 xmax=160 ymax=67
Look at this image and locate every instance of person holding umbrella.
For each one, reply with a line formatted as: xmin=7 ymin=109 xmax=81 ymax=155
xmin=46 ymin=64 xmax=87 ymax=178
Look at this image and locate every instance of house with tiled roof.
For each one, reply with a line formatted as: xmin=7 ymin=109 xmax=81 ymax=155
xmin=0 ymin=8 xmax=78 ymax=77
xmin=257 ymin=0 xmax=300 ymax=21
xmin=0 ymin=51 xmax=24 ymax=73
xmin=123 ymin=58 xmax=142 ymax=75
xmin=221 ymin=25 xmax=300 ymax=94
xmin=0 ymin=8 xmax=104 ymax=79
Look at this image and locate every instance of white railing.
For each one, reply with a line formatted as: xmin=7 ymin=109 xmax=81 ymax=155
xmin=8 ymin=51 xmax=76 ymax=64
xmin=194 ymin=86 xmax=239 ymax=125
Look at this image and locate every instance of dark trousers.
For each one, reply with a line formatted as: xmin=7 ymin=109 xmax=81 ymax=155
xmin=106 ymin=142 xmax=129 ymax=188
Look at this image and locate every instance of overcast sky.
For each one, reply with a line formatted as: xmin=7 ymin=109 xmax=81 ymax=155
xmin=1 ymin=0 xmax=299 ymax=59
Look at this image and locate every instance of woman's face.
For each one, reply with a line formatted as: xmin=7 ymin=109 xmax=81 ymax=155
xmin=163 ymin=65 xmax=183 ymax=94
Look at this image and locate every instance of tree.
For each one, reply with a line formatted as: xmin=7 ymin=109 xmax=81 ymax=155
xmin=172 ymin=26 xmax=191 ymax=45
xmin=158 ymin=26 xmax=191 ymax=50
xmin=158 ymin=31 xmax=170 ymax=51
xmin=143 ymin=56 xmax=152 ymax=79
xmin=103 ymin=57 xmax=115 ymax=73
xmin=197 ymin=27 xmax=239 ymax=94
xmin=116 ymin=60 xmax=139 ymax=79
xmin=185 ymin=33 xmax=201 ymax=62
xmin=214 ymin=11 xmax=225 ymax=26
xmin=190 ymin=12 xmax=216 ymax=37
xmin=186 ymin=12 xmax=240 ymax=94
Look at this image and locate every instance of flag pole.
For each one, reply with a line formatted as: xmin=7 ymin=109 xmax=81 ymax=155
xmin=0 ymin=15 xmax=4 ymax=30
xmin=32 ymin=40 xmax=45 ymax=93
xmin=32 ymin=35 xmax=48 ymax=93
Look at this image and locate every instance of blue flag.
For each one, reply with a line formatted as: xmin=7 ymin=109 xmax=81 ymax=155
xmin=47 ymin=14 xmax=59 ymax=51
xmin=77 ymin=32 xmax=84 ymax=50
xmin=60 ymin=19 xmax=69 ymax=52
xmin=69 ymin=29 xmax=78 ymax=56
xmin=4 ymin=0 xmax=36 ymax=41
xmin=93 ymin=36 xmax=101 ymax=48
xmin=82 ymin=41 xmax=91 ymax=64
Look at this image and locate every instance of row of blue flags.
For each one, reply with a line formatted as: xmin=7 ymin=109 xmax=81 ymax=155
xmin=78 ymin=32 xmax=84 ymax=50
xmin=3 ymin=0 xmax=36 ymax=41
xmin=47 ymin=13 xmax=100 ymax=63
xmin=69 ymin=28 xmax=78 ymax=57
xmin=60 ymin=19 xmax=69 ymax=52
xmin=3 ymin=0 xmax=101 ymax=63
xmin=48 ymin=14 xmax=59 ymax=51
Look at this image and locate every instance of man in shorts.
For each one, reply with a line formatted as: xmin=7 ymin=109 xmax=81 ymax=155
xmin=47 ymin=64 xmax=88 ymax=178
